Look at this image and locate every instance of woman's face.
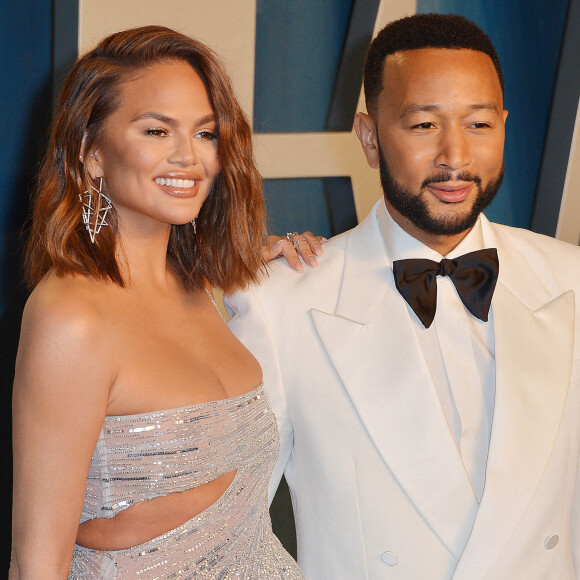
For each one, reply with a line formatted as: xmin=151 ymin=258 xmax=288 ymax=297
xmin=87 ymin=60 xmax=221 ymax=235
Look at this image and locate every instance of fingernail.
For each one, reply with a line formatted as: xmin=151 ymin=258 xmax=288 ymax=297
xmin=306 ymin=255 xmax=318 ymax=267
xmin=314 ymin=244 xmax=324 ymax=256
xmin=293 ymin=260 xmax=305 ymax=274
xmin=320 ymin=237 xmax=328 ymax=244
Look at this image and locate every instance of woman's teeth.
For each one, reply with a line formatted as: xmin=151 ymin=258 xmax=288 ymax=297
xmin=154 ymin=177 xmax=196 ymax=188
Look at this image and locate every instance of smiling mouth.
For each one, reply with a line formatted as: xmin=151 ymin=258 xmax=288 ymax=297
xmin=154 ymin=177 xmax=197 ymax=188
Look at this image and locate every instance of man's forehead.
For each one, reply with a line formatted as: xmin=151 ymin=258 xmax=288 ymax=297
xmin=383 ymin=47 xmax=496 ymax=74
xmin=380 ymin=48 xmax=502 ymax=96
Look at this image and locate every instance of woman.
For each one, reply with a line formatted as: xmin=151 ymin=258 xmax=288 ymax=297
xmin=10 ymin=26 xmax=316 ymax=578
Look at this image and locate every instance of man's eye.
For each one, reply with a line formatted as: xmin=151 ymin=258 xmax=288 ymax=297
xmin=412 ymin=122 xmax=435 ymax=130
xmin=470 ymin=122 xmax=491 ymax=129
xmin=144 ymin=128 xmax=169 ymax=136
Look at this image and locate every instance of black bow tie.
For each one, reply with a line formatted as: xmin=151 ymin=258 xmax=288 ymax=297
xmin=392 ymin=248 xmax=499 ymax=328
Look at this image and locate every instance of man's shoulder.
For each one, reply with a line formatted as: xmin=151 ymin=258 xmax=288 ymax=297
xmin=226 ymin=228 xmax=358 ymax=323
xmin=486 ymin=219 xmax=580 ymax=291
xmin=490 ymin=220 xmax=580 ymax=260
xmin=259 ymin=204 xmax=384 ymax=292
xmin=259 ymin=229 xmax=351 ymax=289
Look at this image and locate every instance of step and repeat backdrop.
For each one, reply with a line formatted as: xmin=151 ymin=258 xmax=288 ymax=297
xmin=51 ymin=0 xmax=579 ymax=242
xmin=0 ymin=0 xmax=578 ymax=568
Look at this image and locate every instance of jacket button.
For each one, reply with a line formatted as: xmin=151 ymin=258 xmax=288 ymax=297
xmin=545 ymin=535 xmax=559 ymax=550
xmin=382 ymin=551 xmax=398 ymax=566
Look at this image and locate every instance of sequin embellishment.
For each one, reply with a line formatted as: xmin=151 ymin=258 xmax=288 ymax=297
xmin=69 ymin=386 xmax=303 ymax=579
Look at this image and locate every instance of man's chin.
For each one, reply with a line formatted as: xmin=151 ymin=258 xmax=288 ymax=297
xmin=420 ymin=209 xmax=480 ymax=236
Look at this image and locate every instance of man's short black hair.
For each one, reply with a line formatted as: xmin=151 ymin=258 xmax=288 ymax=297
xmin=364 ymin=13 xmax=504 ymax=117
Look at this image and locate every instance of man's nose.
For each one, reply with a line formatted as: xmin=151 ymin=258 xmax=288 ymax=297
xmin=434 ymin=127 xmax=471 ymax=171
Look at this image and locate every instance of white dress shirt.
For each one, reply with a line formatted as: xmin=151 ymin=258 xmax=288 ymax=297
xmin=377 ymin=201 xmax=496 ymax=501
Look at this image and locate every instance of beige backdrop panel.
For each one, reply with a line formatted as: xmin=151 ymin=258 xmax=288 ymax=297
xmin=254 ymin=0 xmax=416 ymax=220
xmin=78 ymin=0 xmax=256 ymax=118
xmin=556 ymin=96 xmax=580 ymax=245
xmin=77 ymin=0 xmax=416 ymax=222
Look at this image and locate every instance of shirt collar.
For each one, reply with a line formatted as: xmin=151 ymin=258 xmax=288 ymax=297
xmin=377 ymin=198 xmax=486 ymax=264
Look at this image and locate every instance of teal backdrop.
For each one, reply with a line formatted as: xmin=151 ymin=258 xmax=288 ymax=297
xmin=418 ymin=0 xmax=569 ymax=230
xmin=0 ymin=0 xmax=572 ymax=571
xmin=0 ymin=1 xmax=52 ymax=572
xmin=255 ymin=0 xmax=569 ymax=238
xmin=255 ymin=0 xmax=357 ymax=239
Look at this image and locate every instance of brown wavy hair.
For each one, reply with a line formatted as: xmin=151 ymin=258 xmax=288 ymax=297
xmin=24 ymin=25 xmax=265 ymax=294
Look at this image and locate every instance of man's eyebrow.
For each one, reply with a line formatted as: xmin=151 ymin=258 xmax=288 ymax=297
xmin=399 ymin=104 xmax=439 ymax=119
xmin=399 ymin=101 xmax=500 ymax=119
xmin=131 ymin=112 xmax=216 ymax=126
xmin=470 ymin=101 xmax=500 ymax=113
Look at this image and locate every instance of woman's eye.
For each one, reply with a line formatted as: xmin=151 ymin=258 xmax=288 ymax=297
xmin=195 ymin=130 xmax=218 ymax=141
xmin=144 ymin=128 xmax=169 ymax=136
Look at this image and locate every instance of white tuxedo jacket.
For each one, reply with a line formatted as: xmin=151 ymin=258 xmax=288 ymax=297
xmin=227 ymin=202 xmax=580 ymax=579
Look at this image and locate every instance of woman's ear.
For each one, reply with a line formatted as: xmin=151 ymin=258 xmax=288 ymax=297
xmin=353 ymin=112 xmax=380 ymax=169
xmin=79 ymin=132 xmax=103 ymax=179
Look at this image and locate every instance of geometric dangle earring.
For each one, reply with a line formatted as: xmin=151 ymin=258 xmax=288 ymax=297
xmin=79 ymin=176 xmax=113 ymax=243
xmin=191 ymin=217 xmax=197 ymax=234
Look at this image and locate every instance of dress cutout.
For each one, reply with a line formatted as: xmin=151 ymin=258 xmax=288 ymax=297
xmin=69 ymin=385 xmax=303 ymax=579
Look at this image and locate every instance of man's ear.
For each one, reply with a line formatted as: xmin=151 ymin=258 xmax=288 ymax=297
xmin=79 ymin=132 xmax=103 ymax=179
xmin=354 ymin=112 xmax=379 ymax=169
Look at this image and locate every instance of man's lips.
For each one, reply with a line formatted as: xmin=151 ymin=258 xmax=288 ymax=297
xmin=426 ymin=182 xmax=473 ymax=203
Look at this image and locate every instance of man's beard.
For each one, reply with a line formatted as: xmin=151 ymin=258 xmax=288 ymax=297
xmin=378 ymin=143 xmax=504 ymax=236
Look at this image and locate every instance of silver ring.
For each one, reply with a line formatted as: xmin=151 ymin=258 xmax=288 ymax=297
xmin=293 ymin=237 xmax=306 ymax=248
xmin=286 ymin=231 xmax=299 ymax=242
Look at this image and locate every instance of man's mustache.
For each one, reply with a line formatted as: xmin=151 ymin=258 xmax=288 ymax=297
xmin=422 ymin=171 xmax=482 ymax=188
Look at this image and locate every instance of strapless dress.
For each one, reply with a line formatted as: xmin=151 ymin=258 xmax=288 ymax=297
xmin=69 ymin=385 xmax=303 ymax=579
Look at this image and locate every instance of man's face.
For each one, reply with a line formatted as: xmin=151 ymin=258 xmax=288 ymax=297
xmin=377 ymin=140 xmax=504 ymax=238
xmin=358 ymin=48 xmax=507 ymax=251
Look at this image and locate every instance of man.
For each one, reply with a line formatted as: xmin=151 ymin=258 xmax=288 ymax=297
xmin=227 ymin=13 xmax=580 ymax=579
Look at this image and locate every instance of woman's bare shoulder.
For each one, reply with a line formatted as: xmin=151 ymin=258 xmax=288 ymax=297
xmin=19 ymin=273 xmax=116 ymax=370
xmin=23 ymin=274 xmax=107 ymax=331
xmin=15 ymin=273 xmax=117 ymax=404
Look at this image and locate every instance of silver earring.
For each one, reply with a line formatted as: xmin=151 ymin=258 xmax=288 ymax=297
xmin=191 ymin=218 xmax=197 ymax=234
xmin=79 ymin=177 xmax=112 ymax=243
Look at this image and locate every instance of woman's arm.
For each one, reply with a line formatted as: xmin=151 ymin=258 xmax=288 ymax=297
xmin=10 ymin=281 xmax=113 ymax=579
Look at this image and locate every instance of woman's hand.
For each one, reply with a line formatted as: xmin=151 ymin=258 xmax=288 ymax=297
xmin=262 ymin=231 xmax=327 ymax=273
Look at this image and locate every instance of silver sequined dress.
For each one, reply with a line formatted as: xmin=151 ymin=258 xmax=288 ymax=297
xmin=69 ymin=385 xmax=303 ymax=579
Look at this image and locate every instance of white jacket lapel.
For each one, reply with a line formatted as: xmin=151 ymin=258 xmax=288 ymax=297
xmin=453 ymin=219 xmax=575 ymax=578
xmin=311 ymin=206 xmax=478 ymax=558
